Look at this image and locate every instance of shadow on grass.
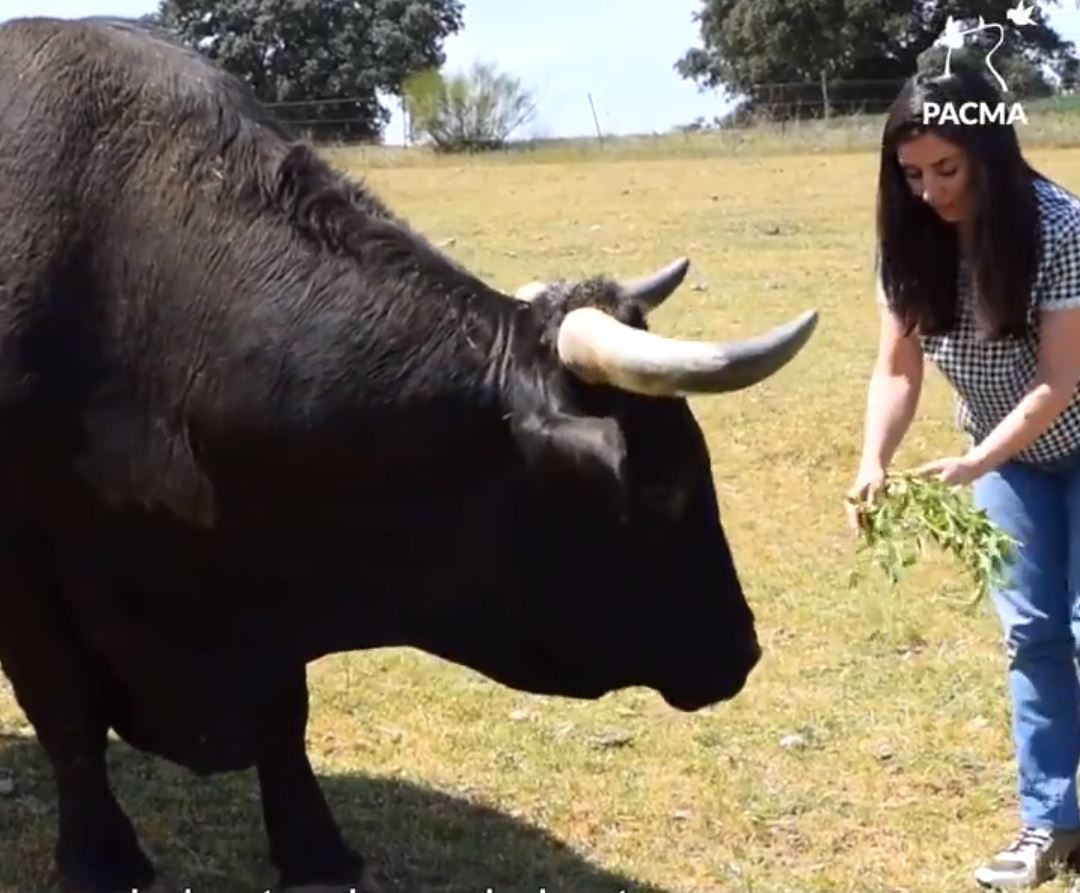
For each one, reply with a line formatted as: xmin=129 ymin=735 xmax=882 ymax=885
xmin=0 ymin=732 xmax=673 ymax=893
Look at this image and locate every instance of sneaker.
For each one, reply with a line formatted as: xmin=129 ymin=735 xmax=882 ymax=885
xmin=975 ymin=826 xmax=1080 ymax=889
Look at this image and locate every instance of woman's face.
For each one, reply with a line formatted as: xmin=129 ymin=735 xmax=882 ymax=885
xmin=896 ymin=131 xmax=974 ymax=224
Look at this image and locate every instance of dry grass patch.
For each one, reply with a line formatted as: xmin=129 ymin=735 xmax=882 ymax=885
xmin=3 ymin=144 xmax=1080 ymax=892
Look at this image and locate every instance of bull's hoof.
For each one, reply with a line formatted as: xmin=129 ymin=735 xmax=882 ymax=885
xmin=53 ymin=864 xmax=162 ymax=893
xmin=282 ymin=866 xmax=384 ymax=893
xmin=282 ymin=868 xmax=383 ymax=893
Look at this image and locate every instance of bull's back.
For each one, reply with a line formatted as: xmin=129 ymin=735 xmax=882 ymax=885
xmin=0 ymin=19 xmax=103 ymax=285
xmin=0 ymin=16 xmax=282 ymax=227
xmin=0 ymin=18 xmax=286 ymax=520
xmin=0 ymin=18 xmax=170 ymax=217
xmin=0 ymin=16 xmax=291 ymax=351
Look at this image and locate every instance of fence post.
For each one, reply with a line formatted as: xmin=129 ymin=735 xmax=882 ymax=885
xmin=587 ymin=92 xmax=604 ymax=150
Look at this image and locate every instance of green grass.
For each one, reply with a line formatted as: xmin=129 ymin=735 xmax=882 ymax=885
xmin=4 ymin=140 xmax=1080 ymax=892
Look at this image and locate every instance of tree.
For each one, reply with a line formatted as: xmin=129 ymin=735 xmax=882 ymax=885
xmin=157 ymin=0 xmax=465 ymax=142
xmin=675 ymin=0 xmax=1078 ymax=121
xmin=403 ymin=62 xmax=537 ymax=151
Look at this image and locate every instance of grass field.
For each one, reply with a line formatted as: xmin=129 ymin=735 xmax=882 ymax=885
xmin=3 ymin=134 xmax=1080 ymax=893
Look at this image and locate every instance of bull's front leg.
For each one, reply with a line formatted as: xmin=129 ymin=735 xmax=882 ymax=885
xmin=256 ymin=663 xmax=380 ymax=893
xmin=0 ymin=540 xmax=156 ymax=893
xmin=46 ymin=742 xmax=156 ymax=893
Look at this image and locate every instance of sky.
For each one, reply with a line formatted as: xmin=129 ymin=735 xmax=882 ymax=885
xmin=3 ymin=0 xmax=1080 ymax=142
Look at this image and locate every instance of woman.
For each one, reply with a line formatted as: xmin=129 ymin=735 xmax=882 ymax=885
xmin=848 ymin=66 xmax=1080 ymax=889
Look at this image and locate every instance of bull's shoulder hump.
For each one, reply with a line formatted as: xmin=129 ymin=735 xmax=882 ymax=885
xmin=0 ymin=16 xmax=258 ymax=112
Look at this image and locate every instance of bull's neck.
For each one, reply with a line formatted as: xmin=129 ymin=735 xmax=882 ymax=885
xmin=307 ymin=275 xmax=529 ymax=465
xmin=450 ymin=284 xmax=528 ymax=403
xmin=410 ymin=279 xmax=529 ymax=420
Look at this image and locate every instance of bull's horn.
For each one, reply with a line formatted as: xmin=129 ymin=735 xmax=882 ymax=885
xmin=514 ymin=257 xmax=689 ymax=307
xmin=556 ymin=306 xmax=818 ymax=396
xmin=616 ymin=257 xmax=690 ymax=309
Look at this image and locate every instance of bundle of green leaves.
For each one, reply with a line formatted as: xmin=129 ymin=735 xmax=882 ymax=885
xmin=848 ymin=473 xmax=1019 ymax=604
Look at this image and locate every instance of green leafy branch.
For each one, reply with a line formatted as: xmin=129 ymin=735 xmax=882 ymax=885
xmin=848 ymin=472 xmax=1019 ymax=605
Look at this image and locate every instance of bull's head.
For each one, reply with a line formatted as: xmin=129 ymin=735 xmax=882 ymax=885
xmin=461 ymin=257 xmax=818 ymax=711
xmin=514 ymin=257 xmax=817 ymax=397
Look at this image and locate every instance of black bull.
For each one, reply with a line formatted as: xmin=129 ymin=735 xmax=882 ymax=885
xmin=0 ymin=15 xmax=819 ymax=893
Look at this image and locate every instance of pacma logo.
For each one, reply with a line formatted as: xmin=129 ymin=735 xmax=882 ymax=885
xmin=922 ymin=0 xmax=1036 ymax=125
xmin=922 ymin=100 xmax=1029 ymax=124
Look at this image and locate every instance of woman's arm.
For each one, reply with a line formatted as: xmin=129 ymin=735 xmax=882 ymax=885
xmin=857 ymin=306 xmax=925 ymax=475
xmin=918 ymin=222 xmax=1080 ymax=486
xmin=964 ymin=307 xmax=1080 ymax=474
xmin=847 ymin=305 xmax=924 ymax=530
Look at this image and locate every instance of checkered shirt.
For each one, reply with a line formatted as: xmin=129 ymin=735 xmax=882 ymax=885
xmin=879 ymin=176 xmax=1080 ymax=467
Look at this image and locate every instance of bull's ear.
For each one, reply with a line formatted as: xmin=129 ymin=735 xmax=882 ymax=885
xmin=511 ymin=409 xmax=628 ymax=506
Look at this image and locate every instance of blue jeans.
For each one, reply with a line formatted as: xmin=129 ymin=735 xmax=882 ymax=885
xmin=975 ymin=454 xmax=1080 ymax=830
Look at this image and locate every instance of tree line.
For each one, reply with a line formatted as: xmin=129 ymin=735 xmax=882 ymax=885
xmin=144 ymin=0 xmax=1079 ymax=148
xmin=677 ymin=0 xmax=1078 ymax=125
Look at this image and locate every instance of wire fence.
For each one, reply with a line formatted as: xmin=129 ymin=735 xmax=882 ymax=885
xmin=264 ymin=76 xmax=1080 ymax=146
xmin=263 ymin=79 xmax=907 ymax=144
xmin=682 ymin=76 xmax=1076 ymax=127
xmin=265 ymin=95 xmax=387 ymax=143
xmin=745 ymin=76 xmax=909 ymax=118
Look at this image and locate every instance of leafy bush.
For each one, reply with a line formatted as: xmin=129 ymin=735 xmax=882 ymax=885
xmin=404 ymin=62 xmax=537 ymax=152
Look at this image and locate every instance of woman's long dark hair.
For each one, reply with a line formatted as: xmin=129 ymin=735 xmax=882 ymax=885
xmin=876 ymin=65 xmax=1043 ymax=339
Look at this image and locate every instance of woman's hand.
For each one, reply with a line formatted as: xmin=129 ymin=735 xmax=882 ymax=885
xmin=845 ymin=464 xmax=887 ymax=534
xmin=910 ymin=455 xmax=985 ymax=486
